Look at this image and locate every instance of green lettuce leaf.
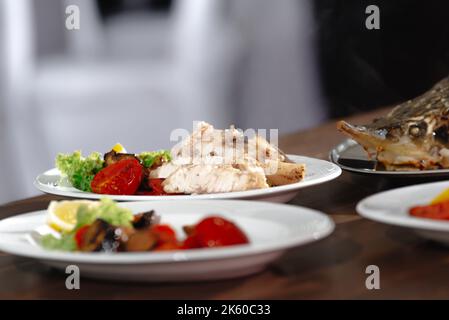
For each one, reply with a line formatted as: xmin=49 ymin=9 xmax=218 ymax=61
xmin=137 ymin=150 xmax=171 ymax=168
xmin=74 ymin=198 xmax=134 ymax=229
xmin=40 ymin=233 xmax=77 ymax=251
xmin=55 ymin=151 xmax=104 ymax=192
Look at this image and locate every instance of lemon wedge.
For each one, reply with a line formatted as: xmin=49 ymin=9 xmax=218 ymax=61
xmin=47 ymin=200 xmax=98 ymax=232
xmin=112 ymin=143 xmax=127 ymax=153
xmin=431 ymin=188 xmax=449 ymax=205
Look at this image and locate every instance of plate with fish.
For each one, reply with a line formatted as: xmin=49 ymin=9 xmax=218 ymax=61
xmin=332 ymin=77 xmax=449 ymax=177
xmin=357 ymin=180 xmax=449 ymax=246
xmin=35 ymin=122 xmax=341 ymax=203
xmin=0 ymin=199 xmax=335 ymax=282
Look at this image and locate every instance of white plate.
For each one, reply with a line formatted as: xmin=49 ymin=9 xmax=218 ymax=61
xmin=357 ymin=181 xmax=449 ymax=245
xmin=0 ymin=200 xmax=334 ymax=282
xmin=34 ymin=155 xmax=341 ymax=203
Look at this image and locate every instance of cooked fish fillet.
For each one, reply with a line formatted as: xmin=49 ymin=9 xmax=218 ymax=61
xmin=171 ymin=121 xmax=286 ymax=164
xmin=263 ymin=161 xmax=306 ymax=186
xmin=247 ymin=135 xmax=289 ymax=163
xmin=162 ymin=162 xmax=269 ymax=194
xmin=149 ymin=162 xmax=179 ymax=179
xmin=171 ymin=121 xmax=245 ymax=164
xmin=157 ymin=121 xmax=303 ymax=194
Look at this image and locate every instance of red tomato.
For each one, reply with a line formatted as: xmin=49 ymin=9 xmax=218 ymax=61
xmin=151 ymin=224 xmax=181 ymax=251
xmin=410 ymin=201 xmax=449 ymax=220
xmin=148 ymin=179 xmax=166 ymax=195
xmin=74 ymin=225 xmax=90 ymax=249
xmin=181 ymin=235 xmax=201 ymax=249
xmin=91 ymin=158 xmax=143 ymax=195
xmin=136 ymin=178 xmax=169 ymax=196
xmin=151 ymin=224 xmax=177 ymax=244
xmin=191 ymin=216 xmax=249 ymax=248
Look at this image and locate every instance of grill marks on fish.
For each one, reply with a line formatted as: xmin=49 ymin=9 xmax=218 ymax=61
xmin=337 ymin=77 xmax=449 ymax=170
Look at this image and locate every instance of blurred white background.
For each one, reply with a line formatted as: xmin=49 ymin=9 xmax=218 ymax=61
xmin=0 ymin=0 xmax=326 ymax=204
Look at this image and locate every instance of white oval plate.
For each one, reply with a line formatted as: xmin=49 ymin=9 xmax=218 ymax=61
xmin=0 ymin=200 xmax=334 ymax=282
xmin=357 ymin=181 xmax=449 ymax=245
xmin=34 ymin=155 xmax=341 ymax=203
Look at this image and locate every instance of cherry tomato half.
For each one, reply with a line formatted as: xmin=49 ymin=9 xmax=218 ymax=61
xmin=410 ymin=201 xmax=449 ymax=220
xmin=148 ymin=179 xmax=166 ymax=195
xmin=181 ymin=235 xmax=201 ymax=249
xmin=74 ymin=225 xmax=90 ymax=249
xmin=91 ymin=158 xmax=143 ymax=195
xmin=151 ymin=224 xmax=177 ymax=245
xmin=188 ymin=216 xmax=249 ymax=248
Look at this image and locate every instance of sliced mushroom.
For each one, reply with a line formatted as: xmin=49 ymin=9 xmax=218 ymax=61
xmin=79 ymin=219 xmax=122 ymax=252
xmin=104 ymin=150 xmax=139 ymax=167
xmin=125 ymin=230 xmax=157 ymax=252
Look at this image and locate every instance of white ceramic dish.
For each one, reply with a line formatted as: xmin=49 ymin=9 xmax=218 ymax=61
xmin=0 ymin=200 xmax=334 ymax=282
xmin=34 ymin=155 xmax=341 ymax=203
xmin=357 ymin=181 xmax=449 ymax=245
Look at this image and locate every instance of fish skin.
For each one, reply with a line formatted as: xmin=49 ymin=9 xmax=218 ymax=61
xmin=337 ymin=77 xmax=449 ymax=170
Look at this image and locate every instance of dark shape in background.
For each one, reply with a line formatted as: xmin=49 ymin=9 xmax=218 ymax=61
xmin=97 ymin=0 xmax=173 ymax=19
xmin=314 ymin=0 xmax=449 ymax=118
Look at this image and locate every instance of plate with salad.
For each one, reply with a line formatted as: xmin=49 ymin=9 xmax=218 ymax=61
xmin=0 ymin=199 xmax=334 ymax=282
xmin=34 ymin=122 xmax=341 ymax=202
xmin=357 ymin=181 xmax=449 ymax=246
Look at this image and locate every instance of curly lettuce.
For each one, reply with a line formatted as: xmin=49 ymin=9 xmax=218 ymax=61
xmin=55 ymin=151 xmax=104 ymax=192
xmin=138 ymin=150 xmax=171 ymax=168
xmin=74 ymin=198 xmax=133 ymax=229
xmin=40 ymin=233 xmax=77 ymax=251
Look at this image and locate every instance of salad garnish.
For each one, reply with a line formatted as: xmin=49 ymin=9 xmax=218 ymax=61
xmin=56 ymin=145 xmax=172 ymax=195
xmin=40 ymin=199 xmax=249 ymax=253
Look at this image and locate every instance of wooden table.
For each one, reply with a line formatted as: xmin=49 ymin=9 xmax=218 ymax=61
xmin=2 ymin=108 xmax=449 ymax=300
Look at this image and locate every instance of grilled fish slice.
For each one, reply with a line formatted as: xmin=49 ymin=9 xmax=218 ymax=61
xmin=337 ymin=77 xmax=449 ymax=170
xmin=154 ymin=121 xmax=303 ymax=194
xmin=162 ymin=162 xmax=269 ymax=194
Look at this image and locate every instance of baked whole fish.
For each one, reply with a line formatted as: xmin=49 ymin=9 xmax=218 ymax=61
xmin=337 ymin=77 xmax=449 ymax=170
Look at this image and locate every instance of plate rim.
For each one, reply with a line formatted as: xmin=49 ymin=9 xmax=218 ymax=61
xmin=356 ymin=180 xmax=449 ymax=232
xmin=34 ymin=154 xmax=342 ymax=201
xmin=0 ymin=200 xmax=335 ymax=264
